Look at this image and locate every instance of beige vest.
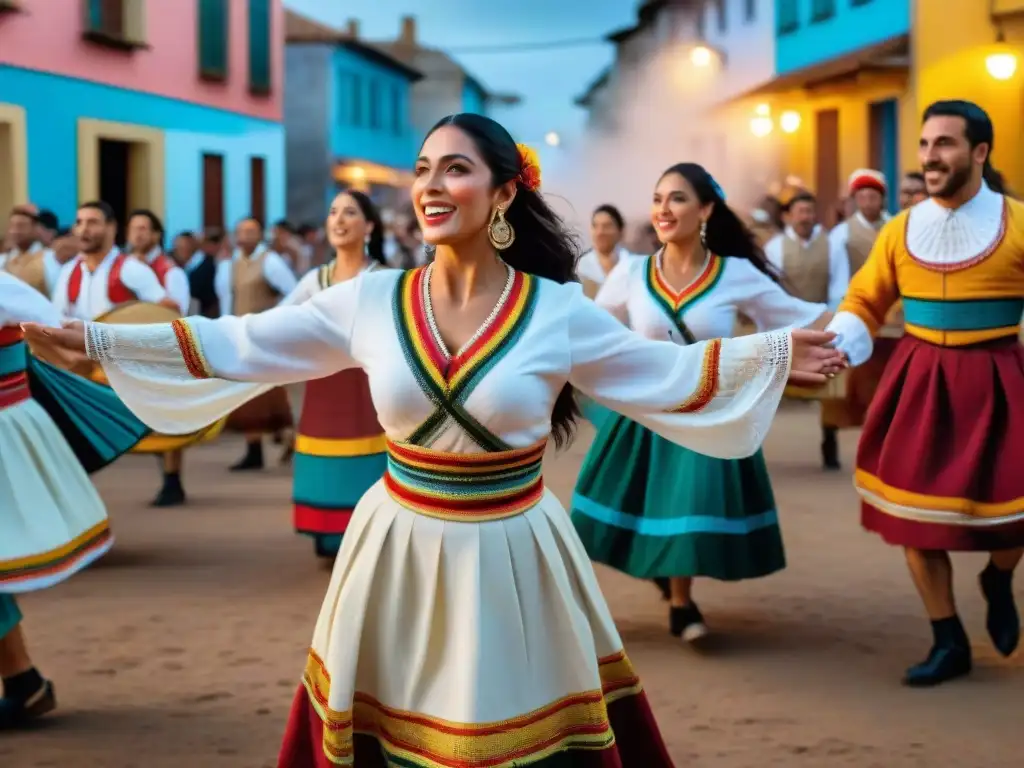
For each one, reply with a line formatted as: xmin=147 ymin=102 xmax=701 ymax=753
xmin=781 ymin=232 xmax=830 ymax=304
xmin=3 ymin=250 xmax=47 ymax=295
xmin=845 ymin=215 xmax=884 ymax=276
xmin=231 ymin=251 xmax=279 ymax=315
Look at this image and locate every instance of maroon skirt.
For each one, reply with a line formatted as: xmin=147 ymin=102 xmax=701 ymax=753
xmin=857 ymin=335 xmax=1024 ymax=551
xmin=226 ymin=387 xmax=293 ymax=434
xmin=277 ymin=682 xmax=676 ymax=767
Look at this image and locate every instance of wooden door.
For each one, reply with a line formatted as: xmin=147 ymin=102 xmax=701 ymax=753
xmin=202 ymin=153 xmax=224 ymax=230
xmin=250 ymin=156 xmax=266 ymax=226
xmin=815 ymin=108 xmax=840 ymax=228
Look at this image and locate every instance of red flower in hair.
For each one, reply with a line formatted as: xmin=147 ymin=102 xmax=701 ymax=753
xmin=515 ymin=143 xmax=542 ymax=192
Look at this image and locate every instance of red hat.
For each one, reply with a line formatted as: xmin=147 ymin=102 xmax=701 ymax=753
xmin=848 ymin=169 xmax=886 ymax=194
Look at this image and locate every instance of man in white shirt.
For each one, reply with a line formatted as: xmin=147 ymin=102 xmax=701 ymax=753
xmin=0 ymin=207 xmax=61 ymax=298
xmin=52 ymin=201 xmax=173 ymax=321
xmin=126 ymin=209 xmax=194 ymax=508
xmin=764 ymin=191 xmax=850 ymax=468
xmin=214 ymin=217 xmax=298 ymax=471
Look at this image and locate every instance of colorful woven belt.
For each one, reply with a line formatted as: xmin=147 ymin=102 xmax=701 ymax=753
xmin=384 ymin=438 xmax=547 ymax=522
xmin=0 ymin=328 xmax=29 ymax=410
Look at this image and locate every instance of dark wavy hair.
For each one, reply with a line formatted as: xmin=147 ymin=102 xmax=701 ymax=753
xmin=423 ymin=113 xmax=581 ymax=448
xmin=334 ymin=189 xmax=386 ymax=265
xmin=659 ymin=163 xmax=781 ymax=283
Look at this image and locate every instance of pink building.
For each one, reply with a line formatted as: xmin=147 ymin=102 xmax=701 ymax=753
xmin=0 ymin=0 xmax=286 ymax=240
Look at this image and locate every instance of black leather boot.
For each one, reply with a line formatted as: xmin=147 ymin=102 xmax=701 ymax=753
xmin=980 ymin=561 xmax=1020 ymax=657
xmin=669 ymin=603 xmax=709 ymax=643
xmin=230 ymin=440 xmax=264 ymax=471
xmin=902 ymin=616 xmax=972 ymax=687
xmin=151 ymin=472 xmax=186 ymax=507
xmin=0 ymin=670 xmax=55 ymax=730
xmin=821 ymin=426 xmax=840 ymax=470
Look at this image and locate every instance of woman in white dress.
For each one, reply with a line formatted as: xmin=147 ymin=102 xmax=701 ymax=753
xmin=0 ymin=272 xmax=148 ymax=729
xmin=26 ymin=114 xmax=844 ymax=767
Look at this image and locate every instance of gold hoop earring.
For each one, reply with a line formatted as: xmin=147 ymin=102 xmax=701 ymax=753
xmin=699 ymin=219 xmax=708 ymax=247
xmin=488 ymin=207 xmax=515 ymax=250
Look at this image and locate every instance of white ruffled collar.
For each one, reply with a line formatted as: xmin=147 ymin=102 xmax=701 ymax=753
xmin=905 ymin=183 xmax=1005 ymax=267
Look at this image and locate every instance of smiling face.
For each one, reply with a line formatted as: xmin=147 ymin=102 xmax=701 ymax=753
xmin=412 ymin=125 xmax=514 ymax=247
xmin=326 ymin=192 xmax=372 ymax=251
xmin=919 ymin=115 xmax=987 ymax=200
xmin=650 ymin=172 xmax=711 ymax=245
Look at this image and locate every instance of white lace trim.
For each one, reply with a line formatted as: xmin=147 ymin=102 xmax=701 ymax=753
xmin=905 ymin=183 xmax=1004 ymax=266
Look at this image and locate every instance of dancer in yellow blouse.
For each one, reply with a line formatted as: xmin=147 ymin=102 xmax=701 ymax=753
xmin=828 ymin=100 xmax=1023 ymax=687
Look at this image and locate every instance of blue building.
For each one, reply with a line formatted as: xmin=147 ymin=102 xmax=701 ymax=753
xmin=0 ymin=0 xmax=285 ymax=242
xmin=284 ymin=11 xmax=422 ymax=222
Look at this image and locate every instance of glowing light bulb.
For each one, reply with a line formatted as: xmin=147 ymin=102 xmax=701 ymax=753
xmin=750 ymin=116 xmax=773 ymax=137
xmin=754 ymin=103 xmax=771 ymax=117
xmin=690 ymin=46 xmax=712 ymax=67
xmin=544 ymin=131 xmax=561 ymax=147
xmin=986 ymin=51 xmax=1018 ymax=80
xmin=780 ymin=110 xmax=801 ymax=133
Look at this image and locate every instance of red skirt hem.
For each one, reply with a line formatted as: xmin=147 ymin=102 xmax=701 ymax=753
xmin=293 ymin=505 xmax=353 ymax=536
xmin=861 ymin=502 xmax=1024 ymax=551
xmin=277 ymin=684 xmax=676 ymax=768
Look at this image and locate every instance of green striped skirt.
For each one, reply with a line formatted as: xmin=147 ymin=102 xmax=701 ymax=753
xmin=571 ymin=412 xmax=785 ymax=581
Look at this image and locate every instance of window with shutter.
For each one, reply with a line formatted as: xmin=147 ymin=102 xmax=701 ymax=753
xmin=248 ymin=0 xmax=272 ymax=95
xmin=198 ymin=0 xmax=229 ymax=81
xmin=250 ymin=157 xmax=267 ymax=225
xmin=82 ymin=0 xmax=146 ymax=49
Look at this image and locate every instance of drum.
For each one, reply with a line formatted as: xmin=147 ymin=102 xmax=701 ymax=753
xmin=88 ymin=302 xmax=227 ymax=452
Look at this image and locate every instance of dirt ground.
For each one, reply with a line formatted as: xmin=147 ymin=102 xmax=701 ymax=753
xmin=2 ymin=406 xmax=1020 ymax=767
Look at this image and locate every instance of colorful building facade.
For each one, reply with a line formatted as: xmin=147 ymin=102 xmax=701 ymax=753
xmin=0 ymin=0 xmax=285 ymax=240
xmin=743 ymin=0 xmax=1024 ymax=221
xmin=284 ymin=11 xmax=421 ymax=223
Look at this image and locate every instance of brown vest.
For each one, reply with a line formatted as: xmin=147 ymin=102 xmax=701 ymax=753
xmin=3 ymin=250 xmax=47 ymax=295
xmin=845 ymin=215 xmax=884 ymax=276
xmin=781 ymin=232 xmax=830 ymax=304
xmin=231 ymin=250 xmax=280 ymax=315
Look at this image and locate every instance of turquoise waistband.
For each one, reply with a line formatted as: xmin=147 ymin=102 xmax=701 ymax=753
xmin=0 ymin=341 xmax=27 ymax=378
xmin=902 ymin=297 xmax=1024 ymax=332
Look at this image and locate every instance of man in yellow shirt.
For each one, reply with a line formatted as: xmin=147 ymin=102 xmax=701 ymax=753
xmin=827 ymin=100 xmax=1022 ymax=687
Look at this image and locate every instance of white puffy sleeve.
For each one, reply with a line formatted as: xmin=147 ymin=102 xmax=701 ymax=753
xmin=567 ymin=287 xmax=791 ymax=458
xmin=85 ymin=276 xmax=364 ymax=434
xmin=277 ymin=268 xmax=320 ymax=308
xmin=731 ymin=259 xmax=826 ymax=332
xmin=593 ymin=256 xmax=634 ymax=324
xmin=0 ymin=272 xmax=63 ymax=327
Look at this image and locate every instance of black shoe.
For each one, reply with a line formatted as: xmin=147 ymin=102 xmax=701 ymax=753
xmin=0 ymin=679 xmax=56 ymax=730
xmin=230 ymin=442 xmax=264 ymax=472
xmin=821 ymin=427 xmax=840 ymax=470
xmin=902 ymin=616 xmax=972 ymax=687
xmin=150 ymin=474 xmax=186 ymax=508
xmin=653 ymin=578 xmax=671 ymax=601
xmin=669 ymin=603 xmax=709 ymax=643
xmin=980 ymin=562 xmax=1020 ymax=657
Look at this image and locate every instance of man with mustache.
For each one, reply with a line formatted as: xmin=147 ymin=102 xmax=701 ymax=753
xmin=899 ymin=172 xmax=927 ymax=210
xmin=827 ymin=100 xmax=1023 ymax=687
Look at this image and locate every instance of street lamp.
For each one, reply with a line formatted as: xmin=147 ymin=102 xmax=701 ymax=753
xmin=544 ymin=131 xmax=561 ymax=148
xmin=987 ymin=50 xmax=1018 ymax=80
xmin=750 ymin=116 xmax=773 ymax=137
xmin=780 ymin=110 xmax=801 ymax=133
xmin=690 ymin=45 xmax=713 ymax=67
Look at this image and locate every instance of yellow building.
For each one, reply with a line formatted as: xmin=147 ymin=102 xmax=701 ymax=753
xmin=731 ymin=0 xmax=1024 ymax=222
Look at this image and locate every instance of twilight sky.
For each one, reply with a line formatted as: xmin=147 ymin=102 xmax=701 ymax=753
xmin=283 ymin=0 xmax=636 ymax=145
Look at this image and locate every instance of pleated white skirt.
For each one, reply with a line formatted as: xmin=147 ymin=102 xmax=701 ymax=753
xmin=0 ymin=400 xmax=112 ymax=593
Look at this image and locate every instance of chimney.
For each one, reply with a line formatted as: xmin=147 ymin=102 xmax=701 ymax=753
xmin=399 ymin=16 xmax=417 ymax=47
xmin=345 ymin=19 xmax=359 ymax=38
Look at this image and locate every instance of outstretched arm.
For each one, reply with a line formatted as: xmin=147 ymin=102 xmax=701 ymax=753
xmin=567 ymin=288 xmax=839 ymax=459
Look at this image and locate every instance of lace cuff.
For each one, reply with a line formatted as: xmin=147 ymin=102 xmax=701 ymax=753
xmin=719 ymin=330 xmax=792 ymax=396
xmin=85 ymin=322 xmax=190 ymax=365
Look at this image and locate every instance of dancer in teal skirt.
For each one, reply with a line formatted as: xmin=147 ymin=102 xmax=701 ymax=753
xmin=571 ymin=163 xmax=831 ymax=642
